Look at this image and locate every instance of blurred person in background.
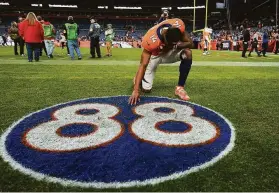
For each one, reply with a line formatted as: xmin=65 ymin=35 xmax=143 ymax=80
xmin=105 ymin=24 xmax=114 ymax=57
xmin=63 ymin=16 xmax=82 ymax=60
xmin=275 ymin=30 xmax=279 ymax=54
xmin=37 ymin=16 xmax=47 ymax=56
xmin=1 ymin=34 xmax=8 ymax=46
xmin=59 ymin=32 xmax=69 ymax=54
xmin=248 ymin=35 xmax=260 ymax=57
xmin=8 ymin=21 xmax=20 ymax=55
xmin=159 ymin=10 xmax=169 ymax=23
xmin=262 ymin=31 xmax=269 ymax=57
xmin=17 ymin=16 xmax=25 ymax=56
xmin=19 ymin=12 xmax=44 ymax=62
xmin=242 ymin=27 xmax=250 ymax=58
xmin=42 ymin=18 xmax=55 ymax=58
xmin=88 ymin=17 xmax=101 ymax=58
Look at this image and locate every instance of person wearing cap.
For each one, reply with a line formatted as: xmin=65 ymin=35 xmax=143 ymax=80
xmin=88 ymin=17 xmax=101 ymax=58
xmin=63 ymin=16 xmax=82 ymax=60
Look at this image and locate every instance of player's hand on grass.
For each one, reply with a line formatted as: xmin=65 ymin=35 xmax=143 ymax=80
xmin=129 ymin=90 xmax=140 ymax=105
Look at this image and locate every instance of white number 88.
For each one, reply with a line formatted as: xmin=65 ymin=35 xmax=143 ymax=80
xmin=23 ymin=102 xmax=219 ymax=152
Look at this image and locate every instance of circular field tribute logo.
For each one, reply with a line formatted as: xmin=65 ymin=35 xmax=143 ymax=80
xmin=0 ymin=96 xmax=235 ymax=188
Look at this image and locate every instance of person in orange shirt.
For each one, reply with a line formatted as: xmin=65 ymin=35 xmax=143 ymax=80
xmin=129 ymin=18 xmax=194 ymax=105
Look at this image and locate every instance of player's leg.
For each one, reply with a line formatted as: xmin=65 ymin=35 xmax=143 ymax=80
xmin=160 ymin=48 xmax=192 ymax=101
xmin=141 ymin=56 xmax=161 ymax=92
xmin=175 ymin=49 xmax=192 ymax=100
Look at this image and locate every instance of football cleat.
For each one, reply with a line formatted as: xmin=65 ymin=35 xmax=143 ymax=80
xmin=175 ymin=86 xmax=190 ymax=101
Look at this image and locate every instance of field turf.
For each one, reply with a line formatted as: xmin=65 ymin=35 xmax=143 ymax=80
xmin=0 ymin=46 xmax=279 ymax=192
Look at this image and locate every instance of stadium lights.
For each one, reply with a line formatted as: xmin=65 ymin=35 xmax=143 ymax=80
xmin=48 ymin=4 xmax=78 ymax=8
xmin=161 ymin=7 xmax=172 ymax=10
xmin=31 ymin=4 xmax=42 ymax=7
xmin=98 ymin=6 xmax=108 ymax=9
xmin=0 ymin=2 xmax=9 ymax=5
xmin=114 ymin=6 xmax=142 ymax=10
xmin=177 ymin=6 xmax=205 ymax=9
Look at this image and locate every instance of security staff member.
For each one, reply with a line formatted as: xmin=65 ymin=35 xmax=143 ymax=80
xmin=89 ymin=17 xmax=101 ymax=58
xmin=242 ymin=27 xmax=250 ymax=58
xmin=63 ymin=16 xmax=82 ymax=60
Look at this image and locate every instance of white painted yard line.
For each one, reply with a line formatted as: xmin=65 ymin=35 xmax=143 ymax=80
xmin=0 ymin=60 xmax=278 ymax=67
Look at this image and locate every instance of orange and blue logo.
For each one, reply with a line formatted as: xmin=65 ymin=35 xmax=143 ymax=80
xmin=0 ymin=96 xmax=235 ymax=188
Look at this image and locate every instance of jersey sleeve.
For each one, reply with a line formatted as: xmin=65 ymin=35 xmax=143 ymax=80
xmin=141 ymin=32 xmax=160 ymax=53
xmin=171 ymin=18 xmax=185 ymax=34
xmin=141 ymin=35 xmax=152 ymax=52
xmin=178 ymin=19 xmax=186 ymax=33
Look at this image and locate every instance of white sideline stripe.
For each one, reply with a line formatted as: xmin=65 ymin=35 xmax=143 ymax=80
xmin=0 ymin=95 xmax=235 ymax=189
xmin=0 ymin=60 xmax=279 ymax=67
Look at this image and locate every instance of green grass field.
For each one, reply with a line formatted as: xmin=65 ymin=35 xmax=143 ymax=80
xmin=0 ymin=46 xmax=279 ymax=192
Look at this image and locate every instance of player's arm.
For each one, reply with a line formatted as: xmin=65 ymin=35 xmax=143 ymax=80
xmin=129 ymin=49 xmax=151 ymax=105
xmin=176 ymin=31 xmax=194 ymax=49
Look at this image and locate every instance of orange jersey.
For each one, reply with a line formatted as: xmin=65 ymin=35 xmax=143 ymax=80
xmin=142 ymin=18 xmax=185 ymax=56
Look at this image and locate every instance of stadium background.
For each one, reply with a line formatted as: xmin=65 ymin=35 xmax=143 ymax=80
xmin=0 ymin=0 xmax=278 ymax=50
xmin=0 ymin=0 xmax=279 ymax=192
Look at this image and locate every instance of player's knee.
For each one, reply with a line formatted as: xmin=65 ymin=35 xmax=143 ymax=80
xmin=142 ymin=84 xmax=152 ymax=93
xmin=142 ymin=79 xmax=153 ymax=92
xmin=181 ymin=49 xmax=192 ymax=60
xmin=180 ymin=49 xmax=192 ymax=71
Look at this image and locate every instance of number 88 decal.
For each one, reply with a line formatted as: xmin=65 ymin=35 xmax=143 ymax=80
xmin=23 ymin=102 xmax=219 ymax=152
xmin=130 ymin=102 xmax=219 ymax=147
